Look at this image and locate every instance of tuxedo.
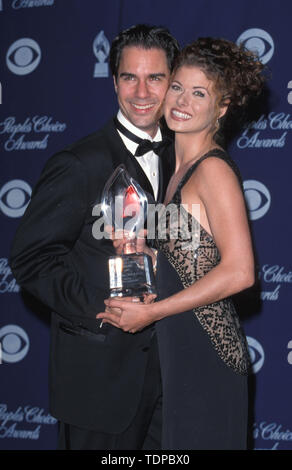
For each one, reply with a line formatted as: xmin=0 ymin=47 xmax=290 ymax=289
xmin=9 ymin=118 xmax=174 ymax=439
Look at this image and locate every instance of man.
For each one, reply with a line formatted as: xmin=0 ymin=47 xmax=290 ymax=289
xmin=10 ymin=24 xmax=179 ymax=450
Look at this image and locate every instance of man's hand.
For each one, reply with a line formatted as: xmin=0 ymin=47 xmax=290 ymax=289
xmin=97 ymin=293 xmax=157 ymax=332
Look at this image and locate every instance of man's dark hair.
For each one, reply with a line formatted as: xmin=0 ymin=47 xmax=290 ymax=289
xmin=109 ymin=24 xmax=180 ymax=78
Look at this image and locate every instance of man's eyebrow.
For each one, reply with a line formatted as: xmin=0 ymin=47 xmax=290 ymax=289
xmin=119 ymin=72 xmax=167 ymax=78
xmin=149 ymin=73 xmax=167 ymax=78
xmin=119 ymin=72 xmax=136 ymax=78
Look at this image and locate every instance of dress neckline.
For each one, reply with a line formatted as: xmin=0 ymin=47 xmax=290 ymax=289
xmin=166 ymin=148 xmax=227 ymax=205
xmin=164 ymin=148 xmax=238 ymax=240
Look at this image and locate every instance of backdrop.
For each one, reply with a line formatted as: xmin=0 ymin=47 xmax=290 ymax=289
xmin=0 ymin=0 xmax=291 ymax=451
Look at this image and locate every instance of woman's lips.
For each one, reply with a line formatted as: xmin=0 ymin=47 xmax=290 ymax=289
xmin=171 ymin=108 xmax=192 ymax=120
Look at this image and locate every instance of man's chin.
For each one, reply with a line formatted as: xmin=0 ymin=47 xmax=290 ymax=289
xmin=132 ymin=113 xmax=163 ymax=135
xmin=132 ymin=120 xmax=158 ymax=135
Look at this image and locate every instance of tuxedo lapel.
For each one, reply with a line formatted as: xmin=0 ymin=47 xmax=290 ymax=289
xmin=103 ymin=119 xmax=155 ymax=200
xmin=157 ymin=157 xmax=164 ymax=203
xmin=157 ymin=141 xmax=175 ymax=203
xmin=126 ymin=155 xmax=155 ymax=200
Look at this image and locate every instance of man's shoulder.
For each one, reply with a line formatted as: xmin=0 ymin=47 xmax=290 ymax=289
xmin=41 ymin=119 xmax=120 ymax=183
xmin=65 ymin=118 xmax=117 ymax=158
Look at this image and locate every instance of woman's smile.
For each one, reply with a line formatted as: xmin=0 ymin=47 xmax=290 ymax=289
xmin=170 ymin=108 xmax=192 ymax=121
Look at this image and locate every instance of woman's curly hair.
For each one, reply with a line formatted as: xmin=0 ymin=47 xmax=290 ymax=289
xmin=173 ymin=36 xmax=265 ymax=111
xmin=172 ymin=37 xmax=266 ymax=144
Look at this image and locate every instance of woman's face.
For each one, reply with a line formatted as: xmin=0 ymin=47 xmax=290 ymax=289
xmin=164 ymin=65 xmax=227 ymax=136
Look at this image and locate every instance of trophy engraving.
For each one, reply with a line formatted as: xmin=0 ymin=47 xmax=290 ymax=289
xmin=101 ymin=165 xmax=156 ymax=298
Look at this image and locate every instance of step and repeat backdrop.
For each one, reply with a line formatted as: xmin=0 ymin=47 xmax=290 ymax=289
xmin=0 ymin=0 xmax=291 ymax=450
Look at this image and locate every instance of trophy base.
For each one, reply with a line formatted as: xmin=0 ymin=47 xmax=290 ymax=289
xmin=109 ymin=252 xmax=156 ymax=298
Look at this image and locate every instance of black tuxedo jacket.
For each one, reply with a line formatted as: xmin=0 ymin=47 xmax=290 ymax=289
xmin=10 ymin=118 xmax=174 ymax=433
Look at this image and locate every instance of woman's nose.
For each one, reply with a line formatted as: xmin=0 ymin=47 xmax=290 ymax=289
xmin=176 ymin=90 xmax=189 ymax=107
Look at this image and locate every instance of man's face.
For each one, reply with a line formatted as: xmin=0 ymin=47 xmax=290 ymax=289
xmin=114 ymin=46 xmax=170 ymax=138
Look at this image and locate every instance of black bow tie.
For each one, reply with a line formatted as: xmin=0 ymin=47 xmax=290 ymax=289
xmin=114 ymin=117 xmax=169 ymax=157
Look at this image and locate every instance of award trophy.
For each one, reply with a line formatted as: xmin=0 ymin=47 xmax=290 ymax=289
xmin=101 ymin=165 xmax=156 ymax=298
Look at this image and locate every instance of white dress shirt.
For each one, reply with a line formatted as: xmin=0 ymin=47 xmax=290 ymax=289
xmin=116 ymin=110 xmax=160 ymax=200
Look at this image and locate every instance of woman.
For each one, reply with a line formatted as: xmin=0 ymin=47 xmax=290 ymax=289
xmin=97 ymin=38 xmax=265 ymax=449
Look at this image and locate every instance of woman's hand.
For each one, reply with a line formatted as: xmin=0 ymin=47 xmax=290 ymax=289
xmin=96 ymin=294 xmax=157 ymax=333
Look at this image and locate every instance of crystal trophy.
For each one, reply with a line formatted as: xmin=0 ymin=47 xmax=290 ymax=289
xmin=101 ymin=165 xmax=156 ymax=298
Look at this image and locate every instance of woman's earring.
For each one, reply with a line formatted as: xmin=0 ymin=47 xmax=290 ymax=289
xmin=215 ymin=118 xmax=220 ymax=132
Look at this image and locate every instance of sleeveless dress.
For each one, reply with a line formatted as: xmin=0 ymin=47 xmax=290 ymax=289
xmin=154 ymin=149 xmax=250 ymax=450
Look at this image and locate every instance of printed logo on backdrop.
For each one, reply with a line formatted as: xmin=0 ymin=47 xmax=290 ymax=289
xmin=236 ymin=112 xmax=292 ymax=150
xmin=0 ymin=180 xmax=31 ymax=217
xmin=11 ymin=0 xmax=54 ymax=8
xmin=288 ymin=81 xmax=292 ymax=104
xmin=6 ymin=38 xmax=41 ymax=75
xmin=287 ymin=340 xmax=292 ymax=365
xmin=258 ymin=264 xmax=292 ymax=301
xmin=235 ymin=30 xmax=292 ymax=150
xmin=247 ymin=336 xmax=265 ymax=373
xmin=0 ymin=116 xmax=66 ymax=151
xmin=93 ymin=31 xmax=110 ymax=78
xmin=236 ymin=28 xmax=274 ymax=64
xmin=253 ymin=421 xmax=292 ymax=450
xmin=0 ymin=403 xmax=57 ymax=440
xmin=243 ymin=180 xmax=271 ymax=220
xmin=0 ymin=258 xmax=20 ymax=294
xmin=0 ymin=325 xmax=29 ymax=363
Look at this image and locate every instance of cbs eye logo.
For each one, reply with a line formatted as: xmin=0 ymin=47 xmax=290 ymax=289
xmin=0 ymin=179 xmax=32 ymax=218
xmin=287 ymin=340 xmax=292 ymax=365
xmin=237 ymin=28 xmax=274 ymax=64
xmin=0 ymin=325 xmax=30 ymax=363
xmin=6 ymin=38 xmax=41 ymax=75
xmin=288 ymin=81 xmax=292 ymax=105
xmin=243 ymin=180 xmax=271 ymax=221
xmin=247 ymin=336 xmax=265 ymax=373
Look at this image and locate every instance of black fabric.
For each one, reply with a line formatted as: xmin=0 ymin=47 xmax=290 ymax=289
xmin=58 ymin=335 xmax=162 ymax=450
xmin=156 ymin=251 xmax=248 ymax=450
xmin=154 ymin=150 xmax=249 ymax=449
xmin=10 ymin=118 xmax=174 ymax=436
